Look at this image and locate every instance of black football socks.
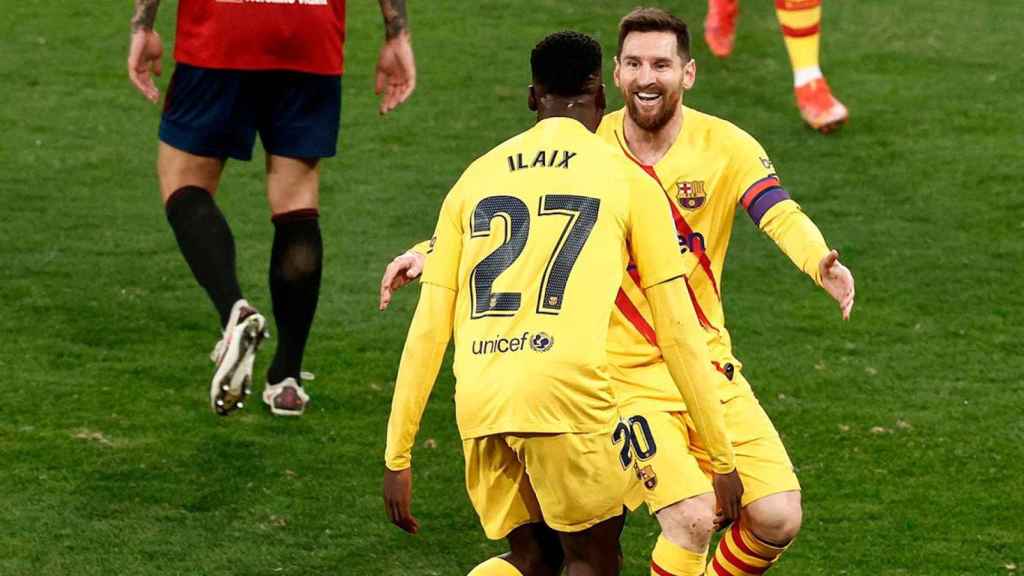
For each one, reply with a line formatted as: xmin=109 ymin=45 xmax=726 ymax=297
xmin=266 ymin=209 xmax=322 ymax=385
xmin=165 ymin=186 xmax=244 ymax=329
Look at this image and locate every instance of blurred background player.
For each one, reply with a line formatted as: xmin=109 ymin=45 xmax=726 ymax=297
xmin=704 ymin=0 xmax=848 ymax=133
xmin=382 ymin=31 xmax=742 ymax=576
xmin=126 ymin=0 xmax=416 ymax=416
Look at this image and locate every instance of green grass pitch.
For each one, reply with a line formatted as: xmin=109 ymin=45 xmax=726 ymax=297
xmin=1 ymin=1 xmax=1021 ymax=574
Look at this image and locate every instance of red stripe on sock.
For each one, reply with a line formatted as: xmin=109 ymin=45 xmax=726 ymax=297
xmin=710 ymin=556 xmax=732 ymax=576
xmin=775 ymin=0 xmax=820 ymax=10
xmin=720 ymin=537 xmax=768 ymax=575
xmin=730 ymin=523 xmax=776 ymax=562
xmin=781 ymin=23 xmax=821 ymax=37
xmin=651 ymin=560 xmax=676 ymax=576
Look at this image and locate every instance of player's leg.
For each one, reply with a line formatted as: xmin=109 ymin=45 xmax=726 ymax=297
xmin=508 ymin=431 xmax=631 ymax=576
xmin=558 ymin=514 xmax=626 ymax=576
xmin=262 ymin=154 xmax=321 ymax=416
xmin=468 ymin=523 xmax=563 ymax=576
xmin=619 ymin=411 xmax=716 ymax=575
xmin=774 ymin=0 xmax=848 ymax=132
xmin=463 ymin=437 xmax=555 ymax=575
xmin=157 ymin=63 xmax=266 ymax=415
xmin=257 ymin=70 xmax=341 ymax=416
xmin=704 ymin=0 xmax=739 ymax=58
xmin=694 ymin=382 xmax=801 ymax=575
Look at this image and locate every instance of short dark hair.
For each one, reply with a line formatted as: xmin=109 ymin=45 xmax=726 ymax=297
xmin=531 ymin=31 xmax=603 ymax=97
xmin=617 ymin=7 xmax=691 ymax=62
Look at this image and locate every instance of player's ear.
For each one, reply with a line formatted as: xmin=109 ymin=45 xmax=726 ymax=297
xmin=612 ymin=56 xmax=622 ymax=88
xmin=682 ymin=57 xmax=697 ymax=91
xmin=528 ymin=85 xmax=538 ymax=112
xmin=596 ymin=84 xmax=607 ymax=115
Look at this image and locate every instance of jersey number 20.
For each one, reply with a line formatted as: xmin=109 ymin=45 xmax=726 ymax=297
xmin=470 ymin=194 xmax=600 ymax=318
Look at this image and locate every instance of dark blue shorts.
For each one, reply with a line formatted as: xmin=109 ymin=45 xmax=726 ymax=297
xmin=159 ymin=63 xmax=342 ymax=161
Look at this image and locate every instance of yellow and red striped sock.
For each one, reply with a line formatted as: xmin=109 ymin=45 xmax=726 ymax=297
xmin=775 ymin=0 xmax=824 ymax=86
xmin=467 ymin=557 xmax=523 ymax=576
xmin=651 ymin=534 xmax=708 ymax=576
xmin=708 ymin=521 xmax=789 ymax=575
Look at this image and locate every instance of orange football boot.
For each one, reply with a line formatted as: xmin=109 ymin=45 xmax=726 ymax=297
xmin=704 ymin=0 xmax=739 ymax=58
xmin=795 ymin=78 xmax=849 ymax=133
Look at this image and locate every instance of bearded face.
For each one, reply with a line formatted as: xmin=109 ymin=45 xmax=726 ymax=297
xmin=615 ymin=31 xmax=693 ymax=132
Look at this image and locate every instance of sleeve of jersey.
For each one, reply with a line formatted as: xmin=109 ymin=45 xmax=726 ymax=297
xmin=645 ymin=279 xmax=735 ymax=473
xmin=419 ymin=186 xmax=464 ymax=291
xmin=627 ymin=175 xmax=689 ymax=289
xmin=731 ymin=131 xmax=790 ymax=228
xmin=759 ymin=200 xmax=830 ymax=287
xmin=409 ymin=240 xmax=432 ymax=256
xmin=384 ymin=283 xmax=456 ymax=471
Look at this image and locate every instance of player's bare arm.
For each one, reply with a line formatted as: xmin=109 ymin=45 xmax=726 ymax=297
xmin=128 ymin=0 xmax=163 ymax=103
xmin=376 ymin=0 xmax=416 ymax=114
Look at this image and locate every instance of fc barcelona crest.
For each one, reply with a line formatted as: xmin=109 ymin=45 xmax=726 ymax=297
xmin=676 ymin=180 xmax=707 ymax=210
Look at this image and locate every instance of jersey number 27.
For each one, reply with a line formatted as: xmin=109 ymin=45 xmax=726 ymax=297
xmin=470 ymin=194 xmax=600 ymax=318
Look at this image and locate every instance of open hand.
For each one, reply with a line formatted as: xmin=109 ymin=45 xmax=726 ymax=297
xmin=128 ymin=29 xmax=163 ymax=103
xmin=379 ymin=251 xmax=425 ymax=311
xmin=375 ymin=32 xmax=416 ymax=115
xmin=819 ymin=249 xmax=855 ymax=320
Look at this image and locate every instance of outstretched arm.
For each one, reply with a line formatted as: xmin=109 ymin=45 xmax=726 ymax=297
xmin=127 ymin=0 xmax=164 ymax=103
xmin=376 ymin=1 xmax=416 ymax=114
xmin=383 ymin=282 xmax=455 ymax=534
xmin=759 ymin=201 xmax=855 ymax=319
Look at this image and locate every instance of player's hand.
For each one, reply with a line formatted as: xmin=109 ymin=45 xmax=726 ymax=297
xmin=379 ymin=250 xmax=425 ymax=311
xmin=712 ymin=469 xmax=744 ymax=530
xmin=819 ymin=249 xmax=855 ymax=320
xmin=375 ymin=32 xmax=417 ymax=115
xmin=384 ymin=467 xmax=420 ymax=534
xmin=128 ymin=29 xmax=164 ymax=103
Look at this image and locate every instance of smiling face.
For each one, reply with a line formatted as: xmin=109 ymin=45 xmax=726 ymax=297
xmin=614 ymin=30 xmax=695 ymax=132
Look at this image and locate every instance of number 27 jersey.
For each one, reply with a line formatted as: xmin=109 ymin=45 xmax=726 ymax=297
xmin=422 ymin=117 xmax=690 ymax=439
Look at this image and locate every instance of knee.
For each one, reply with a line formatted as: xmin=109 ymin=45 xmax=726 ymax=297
xmin=656 ymin=495 xmax=716 ymax=551
xmin=746 ymin=491 xmax=803 ymax=546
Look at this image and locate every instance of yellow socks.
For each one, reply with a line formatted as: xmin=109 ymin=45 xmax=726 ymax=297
xmin=775 ymin=0 xmax=824 ymax=86
xmin=651 ymin=534 xmax=708 ymax=576
xmin=467 ymin=556 xmax=524 ymax=576
xmin=708 ymin=522 xmax=789 ymax=575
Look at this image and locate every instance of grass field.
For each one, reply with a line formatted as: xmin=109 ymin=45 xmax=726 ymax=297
xmin=1 ymin=1 xmax=1022 ymax=574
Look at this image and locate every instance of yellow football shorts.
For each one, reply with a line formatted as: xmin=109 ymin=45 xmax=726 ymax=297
xmin=624 ymin=373 xmax=800 ymax=513
xmin=462 ymin=429 xmax=630 ymax=540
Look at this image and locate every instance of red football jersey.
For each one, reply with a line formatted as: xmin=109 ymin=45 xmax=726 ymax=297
xmin=173 ymin=0 xmax=346 ymax=75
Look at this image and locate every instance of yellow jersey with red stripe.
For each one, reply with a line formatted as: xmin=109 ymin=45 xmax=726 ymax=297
xmin=596 ymin=105 xmax=828 ymax=407
xmin=422 ymin=117 xmax=690 ymax=439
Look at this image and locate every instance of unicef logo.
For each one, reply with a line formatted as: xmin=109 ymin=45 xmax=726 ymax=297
xmin=529 ymin=332 xmax=554 ymax=353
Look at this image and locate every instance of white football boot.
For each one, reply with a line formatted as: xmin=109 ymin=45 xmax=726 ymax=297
xmin=262 ymin=374 xmax=311 ymax=417
xmin=209 ymin=299 xmax=268 ymax=416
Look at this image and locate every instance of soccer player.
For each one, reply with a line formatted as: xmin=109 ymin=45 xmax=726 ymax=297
xmin=382 ymin=31 xmax=743 ymax=576
xmin=126 ymin=0 xmax=416 ymax=416
xmin=380 ymin=8 xmax=855 ymax=576
xmin=704 ymin=0 xmax=848 ymax=133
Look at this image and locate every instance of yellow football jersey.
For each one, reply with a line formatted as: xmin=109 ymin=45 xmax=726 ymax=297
xmin=422 ymin=117 xmax=689 ymax=439
xmin=597 ymin=105 xmax=808 ymax=406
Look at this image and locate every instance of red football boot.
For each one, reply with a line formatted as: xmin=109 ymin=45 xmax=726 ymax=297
xmin=795 ymin=77 xmax=849 ymax=134
xmin=705 ymin=0 xmax=739 ymax=58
